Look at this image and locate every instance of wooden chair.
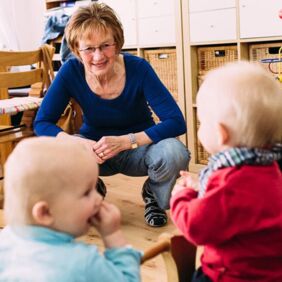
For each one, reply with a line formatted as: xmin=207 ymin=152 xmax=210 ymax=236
xmin=0 ymin=44 xmax=55 ymax=171
xmin=56 ymin=98 xmax=83 ymax=135
xmin=142 ymin=233 xmax=197 ymax=282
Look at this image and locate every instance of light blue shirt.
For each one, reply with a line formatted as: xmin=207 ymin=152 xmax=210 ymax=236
xmin=0 ymin=225 xmax=141 ymax=282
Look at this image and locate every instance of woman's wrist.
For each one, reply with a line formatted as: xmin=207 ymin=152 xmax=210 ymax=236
xmin=119 ymin=135 xmax=133 ymax=150
xmin=122 ymin=132 xmax=152 ymax=150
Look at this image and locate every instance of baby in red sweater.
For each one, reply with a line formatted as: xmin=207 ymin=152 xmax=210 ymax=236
xmin=170 ymin=61 xmax=282 ymax=282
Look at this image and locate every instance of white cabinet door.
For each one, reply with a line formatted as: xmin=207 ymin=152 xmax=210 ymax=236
xmin=240 ymin=0 xmax=282 ymax=38
xmin=189 ymin=9 xmax=236 ymax=43
xmin=138 ymin=16 xmax=175 ymax=46
xmin=100 ymin=0 xmax=137 ymax=47
xmin=137 ymin=0 xmax=176 ymax=46
xmin=137 ymin=0 xmax=174 ymax=18
xmin=122 ymin=17 xmax=137 ymax=47
xmin=189 ymin=0 xmax=235 ymax=12
xmin=100 ymin=0 xmax=177 ymax=47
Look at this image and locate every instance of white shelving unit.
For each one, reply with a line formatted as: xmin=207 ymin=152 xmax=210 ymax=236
xmin=182 ymin=0 xmax=282 ymax=172
xmin=100 ymin=0 xmax=186 ymax=145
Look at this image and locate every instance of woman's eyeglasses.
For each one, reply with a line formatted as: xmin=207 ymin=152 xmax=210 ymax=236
xmin=79 ymin=43 xmax=116 ymax=56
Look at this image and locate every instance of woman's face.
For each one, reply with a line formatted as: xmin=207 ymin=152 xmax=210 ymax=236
xmin=78 ymin=29 xmax=117 ymax=77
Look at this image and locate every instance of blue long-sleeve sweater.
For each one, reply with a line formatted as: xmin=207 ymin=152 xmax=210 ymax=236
xmin=34 ymin=53 xmax=186 ymax=143
xmin=0 ymin=226 xmax=141 ymax=282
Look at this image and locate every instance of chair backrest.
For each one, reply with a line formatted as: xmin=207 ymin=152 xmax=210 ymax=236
xmin=0 ymin=44 xmax=54 ymax=90
xmin=142 ymin=233 xmax=197 ymax=282
xmin=0 ymin=45 xmax=55 ymax=170
xmin=0 ymin=44 xmax=55 ymax=126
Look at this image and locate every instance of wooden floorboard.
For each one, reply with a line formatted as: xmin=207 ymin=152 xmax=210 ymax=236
xmin=82 ymin=174 xmax=179 ymax=282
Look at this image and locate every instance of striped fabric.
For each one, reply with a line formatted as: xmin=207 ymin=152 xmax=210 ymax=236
xmin=198 ymin=145 xmax=282 ymax=198
xmin=0 ymin=97 xmax=42 ymax=115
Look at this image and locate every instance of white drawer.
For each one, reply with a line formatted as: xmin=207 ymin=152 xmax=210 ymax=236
xmin=100 ymin=0 xmax=137 ymax=47
xmin=138 ymin=16 xmax=176 ymax=46
xmin=189 ymin=0 xmax=235 ymax=12
xmin=137 ymin=0 xmax=174 ymax=18
xmin=189 ymin=9 xmax=237 ymax=43
xmin=123 ymin=18 xmax=137 ymax=47
xmin=100 ymin=0 xmax=136 ymax=18
xmin=240 ymin=0 xmax=282 ymax=38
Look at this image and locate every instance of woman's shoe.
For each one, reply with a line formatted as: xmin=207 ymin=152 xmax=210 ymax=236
xmin=142 ymin=185 xmax=167 ymax=227
xmin=96 ymin=178 xmax=107 ymax=198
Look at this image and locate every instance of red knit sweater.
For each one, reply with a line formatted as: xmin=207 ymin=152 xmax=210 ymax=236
xmin=170 ymin=163 xmax=282 ymax=282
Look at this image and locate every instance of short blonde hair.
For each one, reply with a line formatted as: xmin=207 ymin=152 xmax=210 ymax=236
xmin=65 ymin=2 xmax=124 ymax=56
xmin=197 ymin=61 xmax=282 ymax=147
xmin=4 ymin=137 xmax=97 ymax=225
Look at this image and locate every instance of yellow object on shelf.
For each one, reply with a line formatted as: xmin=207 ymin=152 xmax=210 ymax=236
xmin=277 ymin=46 xmax=282 ymax=83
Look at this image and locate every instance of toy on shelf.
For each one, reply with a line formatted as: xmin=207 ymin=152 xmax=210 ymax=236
xmin=260 ymin=46 xmax=282 ymax=82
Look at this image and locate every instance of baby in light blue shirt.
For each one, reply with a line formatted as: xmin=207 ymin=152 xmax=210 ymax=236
xmin=0 ymin=137 xmax=141 ymax=281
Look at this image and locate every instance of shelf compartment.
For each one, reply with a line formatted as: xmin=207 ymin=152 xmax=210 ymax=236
xmin=197 ymin=45 xmax=238 ymax=74
xmin=249 ymin=42 xmax=282 ymax=80
xmin=123 ymin=49 xmax=138 ymax=56
xmin=195 ymin=116 xmax=210 ymax=165
xmin=144 ymin=48 xmax=178 ymax=101
xmin=197 ymin=73 xmax=205 ymax=89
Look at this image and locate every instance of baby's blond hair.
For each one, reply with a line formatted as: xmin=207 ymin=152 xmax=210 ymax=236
xmin=197 ymin=61 xmax=282 ymax=147
xmin=4 ymin=137 xmax=97 ymax=225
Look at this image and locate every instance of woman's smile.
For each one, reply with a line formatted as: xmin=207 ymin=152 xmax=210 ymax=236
xmin=92 ymin=60 xmax=108 ymax=69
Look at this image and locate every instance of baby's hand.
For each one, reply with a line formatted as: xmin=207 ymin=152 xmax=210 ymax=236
xmin=90 ymin=201 xmax=127 ymax=248
xmin=171 ymin=170 xmax=199 ymax=196
xmin=90 ymin=201 xmax=121 ymax=236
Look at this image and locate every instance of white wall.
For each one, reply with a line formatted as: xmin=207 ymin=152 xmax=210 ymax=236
xmin=0 ymin=0 xmax=45 ymax=50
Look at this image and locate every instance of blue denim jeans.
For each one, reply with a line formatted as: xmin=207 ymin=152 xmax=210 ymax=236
xmin=192 ymin=267 xmax=212 ymax=282
xmin=99 ymin=138 xmax=190 ymax=209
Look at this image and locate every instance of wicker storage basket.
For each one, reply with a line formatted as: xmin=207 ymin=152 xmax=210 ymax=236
xmin=196 ymin=119 xmax=210 ymax=165
xmin=197 ymin=74 xmax=205 ymax=88
xmin=198 ymin=45 xmax=238 ymax=74
xmin=123 ymin=49 xmax=138 ymax=56
xmin=144 ymin=48 xmax=178 ymax=101
xmin=249 ymin=42 xmax=282 ymax=76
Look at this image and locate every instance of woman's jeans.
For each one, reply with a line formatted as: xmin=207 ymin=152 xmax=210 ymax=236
xmin=99 ymin=138 xmax=190 ymax=210
xmin=192 ymin=267 xmax=212 ymax=282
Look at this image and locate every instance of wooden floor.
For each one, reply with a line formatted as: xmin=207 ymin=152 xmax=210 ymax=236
xmin=82 ymin=175 xmax=179 ymax=282
xmin=0 ymin=174 xmax=180 ymax=282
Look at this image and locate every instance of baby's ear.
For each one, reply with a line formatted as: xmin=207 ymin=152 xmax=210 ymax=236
xmin=32 ymin=201 xmax=54 ymax=226
xmin=217 ymin=123 xmax=230 ymax=146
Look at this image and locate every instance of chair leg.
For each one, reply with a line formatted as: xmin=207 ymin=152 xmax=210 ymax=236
xmin=0 ymin=154 xmax=4 ymax=210
xmin=0 ymin=179 xmax=3 ymax=210
xmin=171 ymin=236 xmax=197 ymax=282
xmin=0 ymin=142 xmax=13 ymax=167
xmin=0 ymin=142 xmax=13 ymax=209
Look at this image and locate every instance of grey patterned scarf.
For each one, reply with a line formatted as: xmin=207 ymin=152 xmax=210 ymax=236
xmin=198 ymin=144 xmax=282 ymax=198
